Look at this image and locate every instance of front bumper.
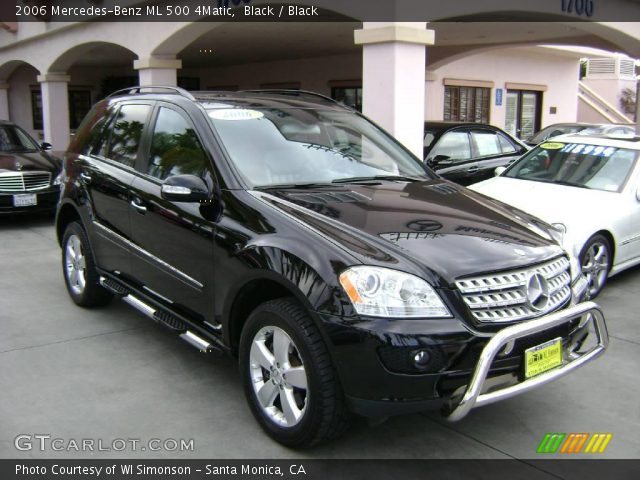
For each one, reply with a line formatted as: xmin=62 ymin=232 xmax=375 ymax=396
xmin=322 ymin=293 xmax=606 ymax=419
xmin=0 ymin=188 xmax=60 ymax=214
xmin=445 ymin=301 xmax=607 ymax=421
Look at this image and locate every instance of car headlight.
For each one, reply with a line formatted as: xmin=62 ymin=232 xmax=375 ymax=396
xmin=53 ymin=172 xmax=63 ymax=186
xmin=339 ymin=266 xmax=451 ymax=318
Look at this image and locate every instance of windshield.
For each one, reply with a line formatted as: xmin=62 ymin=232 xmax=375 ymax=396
xmin=0 ymin=125 xmax=40 ymax=152
xmin=528 ymin=125 xmax=584 ymax=144
xmin=504 ymin=141 xmax=638 ymax=192
xmin=207 ymin=107 xmax=432 ymax=188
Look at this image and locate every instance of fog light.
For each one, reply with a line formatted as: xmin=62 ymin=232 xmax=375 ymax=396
xmin=501 ymin=340 xmax=515 ymax=356
xmin=413 ymin=350 xmax=431 ymax=369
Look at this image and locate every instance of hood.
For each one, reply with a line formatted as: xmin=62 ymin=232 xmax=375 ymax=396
xmin=0 ymin=151 xmax=60 ymax=174
xmin=470 ymin=176 xmax=620 ymax=226
xmin=254 ymin=180 xmax=564 ymax=285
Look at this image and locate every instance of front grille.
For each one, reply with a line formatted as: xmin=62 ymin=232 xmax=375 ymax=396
xmin=456 ymin=256 xmax=571 ymax=323
xmin=0 ymin=171 xmax=52 ymax=192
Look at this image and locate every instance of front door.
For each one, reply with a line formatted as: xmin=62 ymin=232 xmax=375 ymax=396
xmin=128 ymin=103 xmax=216 ymax=322
xmin=505 ymin=90 xmax=542 ymax=141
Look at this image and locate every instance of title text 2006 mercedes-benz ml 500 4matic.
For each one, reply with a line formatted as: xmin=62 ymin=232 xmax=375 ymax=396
xmin=55 ymin=87 xmax=608 ymax=447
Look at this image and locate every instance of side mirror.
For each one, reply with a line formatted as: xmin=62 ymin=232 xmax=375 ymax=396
xmin=494 ymin=166 xmax=507 ymax=177
xmin=161 ymin=174 xmax=210 ymax=203
xmin=428 ymin=155 xmax=452 ymax=169
xmin=41 ymin=142 xmax=52 ymax=151
xmin=636 ymin=185 xmax=640 ymax=202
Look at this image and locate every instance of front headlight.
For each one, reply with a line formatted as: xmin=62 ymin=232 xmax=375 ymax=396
xmin=339 ymin=266 xmax=451 ymax=318
xmin=53 ymin=172 xmax=63 ymax=186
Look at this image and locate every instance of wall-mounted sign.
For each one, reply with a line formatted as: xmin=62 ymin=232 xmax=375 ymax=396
xmin=495 ymin=88 xmax=503 ymax=106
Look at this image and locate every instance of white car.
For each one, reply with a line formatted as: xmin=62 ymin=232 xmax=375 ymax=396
xmin=470 ymin=133 xmax=640 ymax=298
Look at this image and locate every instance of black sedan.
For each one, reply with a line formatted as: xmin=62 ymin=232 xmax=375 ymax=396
xmin=0 ymin=121 xmax=61 ymax=214
xmin=424 ymin=122 xmax=529 ymax=185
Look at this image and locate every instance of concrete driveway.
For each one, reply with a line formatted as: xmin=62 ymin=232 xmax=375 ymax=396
xmin=1 ymin=214 xmax=639 ymax=460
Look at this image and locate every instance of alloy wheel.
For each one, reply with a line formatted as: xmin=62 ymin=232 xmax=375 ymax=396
xmin=249 ymin=326 xmax=308 ymax=428
xmin=581 ymin=240 xmax=610 ymax=298
xmin=65 ymin=234 xmax=87 ymax=295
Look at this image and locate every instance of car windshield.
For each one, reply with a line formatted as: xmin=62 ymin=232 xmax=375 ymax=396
xmin=0 ymin=125 xmax=40 ymax=152
xmin=207 ymin=107 xmax=432 ymax=188
xmin=528 ymin=125 xmax=585 ymax=144
xmin=580 ymin=126 xmax=634 ymax=137
xmin=504 ymin=141 xmax=638 ymax=192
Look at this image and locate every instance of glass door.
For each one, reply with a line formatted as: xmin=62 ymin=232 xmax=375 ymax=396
xmin=505 ymin=90 xmax=542 ymax=140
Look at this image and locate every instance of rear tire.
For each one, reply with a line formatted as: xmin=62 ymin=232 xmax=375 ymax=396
xmin=579 ymin=234 xmax=612 ymax=299
xmin=62 ymin=222 xmax=112 ymax=307
xmin=239 ymin=298 xmax=349 ymax=448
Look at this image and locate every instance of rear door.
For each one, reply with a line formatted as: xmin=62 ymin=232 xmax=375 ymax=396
xmin=79 ymin=101 xmax=154 ymax=276
xmin=128 ymin=103 xmax=216 ymax=322
xmin=469 ymin=129 xmax=524 ymax=183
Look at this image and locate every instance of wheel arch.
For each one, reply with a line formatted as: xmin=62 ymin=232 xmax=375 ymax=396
xmin=585 ymin=229 xmax=616 ymax=265
xmin=224 ymin=273 xmax=325 ymax=356
xmin=220 ymin=242 xmax=343 ymax=356
xmin=56 ymin=201 xmax=83 ymax=246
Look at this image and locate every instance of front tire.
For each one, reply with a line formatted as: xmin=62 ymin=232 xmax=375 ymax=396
xmin=239 ymin=298 xmax=349 ymax=448
xmin=580 ymin=234 xmax=612 ymax=299
xmin=62 ymin=222 xmax=113 ymax=307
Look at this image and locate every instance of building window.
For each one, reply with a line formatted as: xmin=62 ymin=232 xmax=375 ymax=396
xmin=331 ymin=86 xmax=362 ymax=112
xmin=443 ymin=86 xmax=490 ymax=123
xmin=69 ymin=90 xmax=92 ymax=130
xmin=31 ymin=89 xmax=92 ymax=131
xmin=31 ymin=90 xmax=43 ymax=130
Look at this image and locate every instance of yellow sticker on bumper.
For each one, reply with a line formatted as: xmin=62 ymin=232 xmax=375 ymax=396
xmin=525 ymin=337 xmax=563 ymax=378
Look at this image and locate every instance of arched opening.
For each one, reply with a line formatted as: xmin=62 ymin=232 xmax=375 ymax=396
xmin=173 ymin=22 xmax=360 ymax=97
xmin=0 ymin=61 xmax=41 ymax=139
xmin=418 ymin=20 xmax=640 ymax=140
xmin=47 ymin=41 xmax=138 ymax=100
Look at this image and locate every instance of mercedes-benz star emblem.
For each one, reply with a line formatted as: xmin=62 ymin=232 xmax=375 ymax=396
xmin=14 ymin=160 xmax=22 ymax=171
xmin=406 ymin=220 xmax=442 ymax=232
xmin=525 ymin=273 xmax=550 ymax=311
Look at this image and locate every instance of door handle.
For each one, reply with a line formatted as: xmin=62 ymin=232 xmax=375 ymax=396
xmin=467 ymin=166 xmax=479 ymax=173
xmin=79 ymin=172 xmax=92 ymax=184
xmin=130 ymin=198 xmax=147 ymax=214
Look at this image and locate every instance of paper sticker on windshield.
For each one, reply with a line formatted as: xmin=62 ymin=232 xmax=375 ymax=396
xmin=560 ymin=143 xmax=617 ymax=157
xmin=540 ymin=142 xmax=565 ymax=150
xmin=209 ymin=109 xmax=264 ymax=121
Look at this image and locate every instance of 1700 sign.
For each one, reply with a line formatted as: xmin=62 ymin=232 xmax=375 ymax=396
xmin=561 ymin=0 xmax=595 ymax=17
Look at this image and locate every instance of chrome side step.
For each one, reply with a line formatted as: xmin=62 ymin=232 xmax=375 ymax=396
xmin=99 ymin=276 xmax=222 ymax=355
xmin=122 ymin=294 xmax=156 ymax=319
xmin=180 ymin=331 xmax=214 ymax=352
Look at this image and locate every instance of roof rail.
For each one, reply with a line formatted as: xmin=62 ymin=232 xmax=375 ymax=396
xmin=107 ymin=86 xmax=195 ymax=100
xmin=240 ymin=89 xmax=342 ymax=106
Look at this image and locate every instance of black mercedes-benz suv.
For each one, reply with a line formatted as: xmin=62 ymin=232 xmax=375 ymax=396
xmin=55 ymin=87 xmax=608 ymax=448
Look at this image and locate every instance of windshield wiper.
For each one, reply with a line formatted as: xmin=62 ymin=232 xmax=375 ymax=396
xmin=254 ymin=182 xmax=336 ymax=190
xmin=331 ymin=175 xmax=425 ymax=184
xmin=550 ymin=180 xmax=591 ymax=189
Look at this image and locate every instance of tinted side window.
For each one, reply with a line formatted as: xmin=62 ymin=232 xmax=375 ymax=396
xmin=497 ymin=133 xmax=518 ymax=154
xmin=147 ymin=107 xmax=209 ymax=181
xmin=471 ymin=131 xmax=501 ymax=157
xmin=430 ymin=131 xmax=471 ymax=162
xmin=106 ymin=104 xmax=151 ymax=168
xmin=67 ymin=101 xmax=110 ymax=155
